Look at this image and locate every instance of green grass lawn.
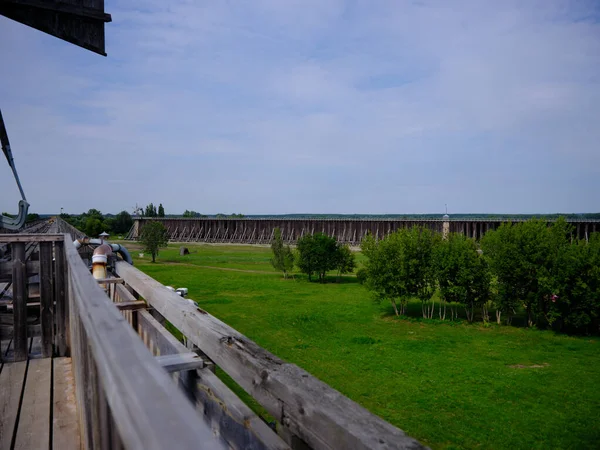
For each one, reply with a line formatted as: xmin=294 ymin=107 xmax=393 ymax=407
xmin=121 ymin=241 xmax=600 ymax=450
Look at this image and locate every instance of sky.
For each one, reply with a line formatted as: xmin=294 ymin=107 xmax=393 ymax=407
xmin=1 ymin=0 xmax=599 ymax=216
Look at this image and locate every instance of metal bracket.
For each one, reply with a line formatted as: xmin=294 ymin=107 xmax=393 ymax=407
xmin=1 ymin=109 xmax=29 ymax=230
xmin=0 ymin=200 xmax=29 ymax=230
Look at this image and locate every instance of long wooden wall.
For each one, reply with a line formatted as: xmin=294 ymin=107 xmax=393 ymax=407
xmin=128 ymin=218 xmax=600 ymax=244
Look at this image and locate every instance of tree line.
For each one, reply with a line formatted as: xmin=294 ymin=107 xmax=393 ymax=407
xmin=359 ymin=218 xmax=600 ymax=335
xmin=61 ymin=209 xmax=133 ymax=237
xmin=143 ymin=203 xmax=165 ymax=217
xmin=271 ymin=229 xmax=356 ymax=282
xmin=182 ymin=211 xmax=245 ymax=218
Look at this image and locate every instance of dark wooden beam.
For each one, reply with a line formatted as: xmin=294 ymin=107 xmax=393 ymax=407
xmin=114 ymin=300 xmax=146 ymax=311
xmin=0 ymin=0 xmax=111 ymax=56
xmin=154 ymin=352 xmax=204 ymax=373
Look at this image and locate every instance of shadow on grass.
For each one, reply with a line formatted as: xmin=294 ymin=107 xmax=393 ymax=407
xmin=377 ymin=301 xmax=531 ymax=329
xmin=291 ymin=274 xmax=360 ymax=284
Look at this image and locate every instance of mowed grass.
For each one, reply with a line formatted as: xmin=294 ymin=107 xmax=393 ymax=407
xmin=123 ymin=241 xmax=600 ymax=450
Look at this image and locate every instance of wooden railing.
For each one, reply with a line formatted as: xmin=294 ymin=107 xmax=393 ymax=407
xmin=63 ymin=236 xmax=227 ymax=449
xmin=0 ymin=234 xmax=67 ymax=361
xmin=2 ymin=232 xmax=425 ymax=449
xmin=115 ymin=261 xmax=426 ymax=450
xmin=1 ymin=233 xmax=228 ymax=449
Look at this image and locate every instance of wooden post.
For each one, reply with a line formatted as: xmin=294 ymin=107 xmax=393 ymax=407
xmin=40 ymin=241 xmax=55 ymax=358
xmin=54 ymin=241 xmax=68 ymax=356
xmin=12 ymin=242 xmax=28 ymax=361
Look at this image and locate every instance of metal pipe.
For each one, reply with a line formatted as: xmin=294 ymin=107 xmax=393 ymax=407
xmin=92 ymin=243 xmax=113 ymax=282
xmin=110 ymin=243 xmax=133 ymax=265
xmin=73 ymin=238 xmax=133 ymax=265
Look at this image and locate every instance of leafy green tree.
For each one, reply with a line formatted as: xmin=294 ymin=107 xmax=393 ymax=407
xmin=25 ymin=213 xmax=40 ymax=223
xmin=270 ymin=228 xmax=294 ymax=278
xmin=85 ymin=217 xmax=104 ymax=238
xmin=158 ymin=204 xmax=165 ymax=217
xmin=403 ymin=227 xmax=439 ymax=318
xmin=113 ymin=211 xmax=133 ymax=234
xmin=545 ymin=232 xmax=600 ymax=334
xmin=434 ymin=233 xmax=491 ymax=322
xmin=140 ymin=221 xmax=169 ymax=263
xmin=482 ymin=219 xmax=557 ymax=326
xmin=102 ymin=217 xmax=116 ymax=235
xmin=86 ymin=208 xmax=103 ymax=219
xmin=296 ymin=233 xmax=339 ymax=282
xmin=361 ymin=227 xmax=438 ymax=316
xmin=144 ymin=203 xmax=157 ymax=217
xmin=361 ymin=232 xmax=407 ymax=316
xmin=334 ymin=244 xmax=356 ymax=282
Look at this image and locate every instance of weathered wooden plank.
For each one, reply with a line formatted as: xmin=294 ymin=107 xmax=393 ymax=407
xmin=52 ymin=357 xmax=81 ymax=450
xmin=0 ymin=234 xmax=64 ymax=243
xmin=95 ymin=277 xmax=124 ymax=284
xmin=0 ymin=260 xmax=39 ymax=278
xmin=195 ymin=367 xmax=290 ymax=450
xmin=117 ymin=261 xmax=425 ymax=450
xmin=136 ymin=309 xmax=196 ymax=396
xmin=87 ymin=342 xmax=102 ymax=449
xmin=14 ymin=358 xmax=52 ymax=450
xmin=54 ymin=241 xmax=68 ymax=356
xmin=29 ymin=335 xmax=42 ymax=359
xmin=11 ymin=242 xmax=27 ymax=361
xmin=0 ymin=360 xmax=27 ymax=450
xmin=155 ymin=352 xmax=204 ymax=373
xmin=137 ymin=309 xmax=180 ymax=354
xmin=136 ymin=310 xmax=288 ymax=450
xmin=115 ymin=300 xmax=146 ymax=311
xmin=39 ymin=241 xmax=54 ymax=357
xmin=64 ymin=237 xmax=227 ymax=450
xmin=0 ymin=337 xmax=10 ymax=365
xmin=114 ymin=284 xmax=137 ymax=326
xmin=0 ymin=324 xmax=41 ymax=341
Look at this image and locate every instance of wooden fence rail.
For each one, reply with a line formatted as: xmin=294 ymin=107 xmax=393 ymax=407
xmin=63 ymin=235 xmax=227 ymax=449
xmin=2 ymin=231 xmax=426 ymax=449
xmin=0 ymin=234 xmax=66 ymax=362
xmin=115 ymin=260 xmax=425 ymax=450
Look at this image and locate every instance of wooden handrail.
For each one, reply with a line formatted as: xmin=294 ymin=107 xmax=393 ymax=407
xmin=116 ymin=260 xmax=426 ymax=450
xmin=64 ymin=236 xmax=226 ymax=449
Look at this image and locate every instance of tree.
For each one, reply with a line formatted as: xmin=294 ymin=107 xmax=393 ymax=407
xmin=158 ymin=204 xmax=165 ymax=217
xmin=113 ymin=211 xmax=133 ymax=234
xmin=85 ymin=217 xmax=104 ymax=238
xmin=25 ymin=213 xmax=40 ymax=223
xmin=140 ymin=221 xmax=169 ymax=263
xmin=86 ymin=208 xmax=103 ymax=218
xmin=482 ymin=220 xmax=554 ymax=326
xmin=334 ymin=244 xmax=356 ymax=282
xmin=434 ymin=233 xmax=491 ymax=322
xmin=544 ymin=231 xmax=600 ymax=334
xmin=145 ymin=203 xmax=157 ymax=217
xmin=296 ymin=233 xmax=339 ymax=282
xmin=361 ymin=227 xmax=438 ymax=317
xmin=270 ymin=228 xmax=294 ymax=278
xmin=361 ymin=232 xmax=407 ymax=316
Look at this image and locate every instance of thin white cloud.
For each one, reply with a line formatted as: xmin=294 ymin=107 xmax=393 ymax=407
xmin=0 ymin=0 xmax=598 ymax=215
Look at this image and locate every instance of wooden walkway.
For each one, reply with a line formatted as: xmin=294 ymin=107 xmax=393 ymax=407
xmin=0 ymin=338 xmax=80 ymax=450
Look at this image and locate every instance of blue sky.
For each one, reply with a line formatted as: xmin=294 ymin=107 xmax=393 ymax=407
xmin=1 ymin=0 xmax=599 ymax=215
